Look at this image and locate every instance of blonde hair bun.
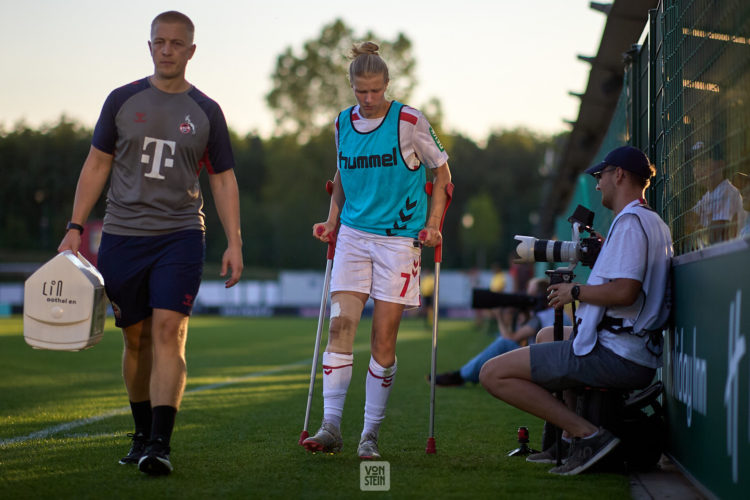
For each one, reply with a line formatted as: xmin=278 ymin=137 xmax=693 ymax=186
xmin=350 ymin=41 xmax=380 ymax=58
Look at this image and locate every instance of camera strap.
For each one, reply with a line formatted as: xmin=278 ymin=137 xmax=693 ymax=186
xmin=596 ymin=315 xmax=633 ymax=334
xmin=597 ymin=315 xmax=663 ymax=356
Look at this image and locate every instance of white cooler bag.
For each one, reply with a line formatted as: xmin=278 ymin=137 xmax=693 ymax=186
xmin=23 ymin=251 xmax=107 ymax=351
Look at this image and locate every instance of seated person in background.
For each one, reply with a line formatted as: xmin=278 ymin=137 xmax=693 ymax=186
xmin=479 ymin=146 xmax=673 ymax=475
xmin=432 ymin=278 xmax=571 ymax=386
xmin=732 ymin=171 xmax=750 ymax=238
xmin=687 ymin=141 xmax=744 ymax=245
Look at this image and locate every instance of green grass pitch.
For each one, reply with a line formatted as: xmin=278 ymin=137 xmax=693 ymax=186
xmin=0 ymin=315 xmax=630 ymax=499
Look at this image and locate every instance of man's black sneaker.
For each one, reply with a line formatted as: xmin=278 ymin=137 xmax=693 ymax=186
xmin=118 ymin=432 xmax=148 ymax=465
xmin=138 ymin=438 xmax=173 ymax=476
xmin=433 ymin=371 xmax=465 ymax=386
xmin=549 ymin=428 xmax=620 ymax=475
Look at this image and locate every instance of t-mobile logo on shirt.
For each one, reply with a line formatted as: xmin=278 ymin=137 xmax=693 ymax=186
xmin=141 ymin=137 xmax=177 ymax=180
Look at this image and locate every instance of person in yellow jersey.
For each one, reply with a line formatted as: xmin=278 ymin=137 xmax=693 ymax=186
xmin=419 ymin=272 xmax=435 ymax=326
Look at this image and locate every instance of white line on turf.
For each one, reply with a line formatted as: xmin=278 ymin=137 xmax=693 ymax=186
xmin=0 ymin=407 xmax=130 ymax=447
xmin=0 ymin=359 xmax=310 ymax=447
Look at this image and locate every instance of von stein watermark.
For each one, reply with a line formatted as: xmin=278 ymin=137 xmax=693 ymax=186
xmin=360 ymin=461 xmax=390 ymax=491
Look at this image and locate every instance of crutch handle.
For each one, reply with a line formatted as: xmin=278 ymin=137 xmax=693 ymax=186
xmin=320 ymin=180 xmax=337 ymax=260
xmin=427 ymin=182 xmax=454 ymax=263
xmin=326 ymin=233 xmax=336 ymax=260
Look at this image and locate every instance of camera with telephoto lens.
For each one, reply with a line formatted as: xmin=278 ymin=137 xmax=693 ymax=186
xmin=514 ymin=205 xmax=603 ymax=269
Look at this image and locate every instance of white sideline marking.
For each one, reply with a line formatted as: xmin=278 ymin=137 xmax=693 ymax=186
xmin=60 ymin=432 xmax=119 ymax=439
xmin=0 ymin=407 xmax=130 ymax=447
xmin=0 ymin=359 xmax=309 ymax=447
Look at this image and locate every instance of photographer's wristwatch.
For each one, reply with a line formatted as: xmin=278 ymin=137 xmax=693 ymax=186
xmin=571 ymin=285 xmax=580 ymax=301
xmin=66 ymin=221 xmax=84 ymax=235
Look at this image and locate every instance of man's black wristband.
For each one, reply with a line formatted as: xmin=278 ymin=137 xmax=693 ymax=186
xmin=66 ymin=222 xmax=84 ymax=234
xmin=571 ymin=285 xmax=580 ymax=301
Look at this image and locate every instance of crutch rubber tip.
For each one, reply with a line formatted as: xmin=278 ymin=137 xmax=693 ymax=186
xmin=299 ymin=430 xmax=309 ymax=446
xmin=426 ymin=437 xmax=436 ymax=454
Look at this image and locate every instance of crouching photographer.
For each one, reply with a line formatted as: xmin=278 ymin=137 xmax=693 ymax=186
xmin=479 ymin=146 xmax=673 ymax=475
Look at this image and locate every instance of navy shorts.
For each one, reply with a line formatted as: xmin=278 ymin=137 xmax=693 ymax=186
xmin=529 ymin=340 xmax=655 ymax=392
xmin=97 ymin=230 xmax=205 ymax=328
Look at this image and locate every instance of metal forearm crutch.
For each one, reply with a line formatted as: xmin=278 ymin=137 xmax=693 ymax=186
xmin=422 ymin=181 xmax=455 ymax=454
xmin=299 ymin=180 xmax=336 ymax=445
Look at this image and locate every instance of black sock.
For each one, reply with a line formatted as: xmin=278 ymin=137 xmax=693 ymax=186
xmin=130 ymin=400 xmax=152 ymax=438
xmin=150 ymin=405 xmax=177 ymax=445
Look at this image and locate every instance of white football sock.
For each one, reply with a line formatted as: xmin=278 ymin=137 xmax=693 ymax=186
xmin=321 ymin=352 xmax=353 ymax=428
xmin=362 ymin=356 xmax=397 ymax=438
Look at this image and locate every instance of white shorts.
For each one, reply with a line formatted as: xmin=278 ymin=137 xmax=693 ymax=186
xmin=330 ymin=225 xmax=422 ymax=306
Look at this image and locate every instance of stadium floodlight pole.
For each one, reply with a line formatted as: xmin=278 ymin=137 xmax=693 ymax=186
xmin=299 ymin=180 xmax=337 ymax=445
xmin=421 ymin=180 xmax=455 ymax=454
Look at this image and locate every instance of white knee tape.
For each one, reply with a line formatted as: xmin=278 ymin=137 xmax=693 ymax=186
xmin=331 ymin=302 xmax=342 ymax=319
xmin=330 ymin=294 xmax=364 ymax=324
xmin=327 ymin=294 xmax=365 ymax=351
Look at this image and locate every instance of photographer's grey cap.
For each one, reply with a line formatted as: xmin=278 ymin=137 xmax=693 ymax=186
xmin=585 ymin=146 xmax=653 ymax=179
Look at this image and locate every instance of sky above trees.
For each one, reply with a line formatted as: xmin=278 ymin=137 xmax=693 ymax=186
xmin=0 ymin=0 xmax=606 ymax=142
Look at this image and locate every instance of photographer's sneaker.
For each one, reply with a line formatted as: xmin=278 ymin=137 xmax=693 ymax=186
xmin=138 ymin=438 xmax=173 ymax=476
xmin=549 ymin=428 xmax=619 ymax=475
xmin=526 ymin=440 xmax=569 ymax=464
xmin=357 ymin=432 xmax=381 ymax=460
xmin=302 ymin=422 xmax=343 ymax=453
xmin=118 ymin=432 xmax=148 ymax=465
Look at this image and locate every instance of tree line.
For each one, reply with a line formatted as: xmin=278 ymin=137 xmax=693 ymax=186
xmin=0 ymin=118 xmax=557 ymax=272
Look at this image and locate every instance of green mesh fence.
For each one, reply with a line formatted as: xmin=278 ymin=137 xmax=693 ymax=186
xmin=560 ymin=0 xmax=750 ymax=258
xmin=662 ymin=0 xmax=750 ymax=255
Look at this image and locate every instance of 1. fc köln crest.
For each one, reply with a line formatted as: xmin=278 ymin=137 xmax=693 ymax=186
xmin=179 ymin=115 xmax=196 ymax=135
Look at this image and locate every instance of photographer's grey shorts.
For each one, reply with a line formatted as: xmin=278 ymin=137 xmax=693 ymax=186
xmin=530 ymin=340 xmax=655 ymax=392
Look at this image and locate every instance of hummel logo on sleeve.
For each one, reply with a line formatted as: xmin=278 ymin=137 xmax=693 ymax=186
xmin=429 ymin=127 xmax=444 ymax=152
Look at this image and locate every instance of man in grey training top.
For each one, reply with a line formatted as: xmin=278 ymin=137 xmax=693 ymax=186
xmin=58 ymin=11 xmax=243 ymax=476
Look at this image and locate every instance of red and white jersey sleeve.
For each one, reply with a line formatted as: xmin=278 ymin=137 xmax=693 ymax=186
xmin=398 ymin=106 xmax=449 ymax=169
xmin=334 ymin=103 xmax=449 ymax=170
